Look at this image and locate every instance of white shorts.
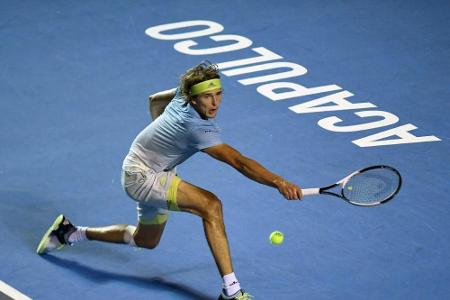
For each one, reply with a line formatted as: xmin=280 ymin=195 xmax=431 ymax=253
xmin=121 ymin=164 xmax=181 ymax=225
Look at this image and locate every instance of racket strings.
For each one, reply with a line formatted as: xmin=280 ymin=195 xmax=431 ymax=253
xmin=342 ymin=168 xmax=400 ymax=205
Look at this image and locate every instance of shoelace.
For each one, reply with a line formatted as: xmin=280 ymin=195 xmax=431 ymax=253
xmin=52 ymin=218 xmax=76 ymax=245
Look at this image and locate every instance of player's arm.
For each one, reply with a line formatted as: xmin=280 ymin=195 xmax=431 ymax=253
xmin=148 ymin=88 xmax=177 ymax=120
xmin=203 ymin=144 xmax=302 ymax=200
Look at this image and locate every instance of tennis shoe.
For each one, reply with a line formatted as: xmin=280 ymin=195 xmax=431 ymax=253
xmin=218 ymin=289 xmax=253 ymax=300
xmin=36 ymin=214 xmax=77 ymax=254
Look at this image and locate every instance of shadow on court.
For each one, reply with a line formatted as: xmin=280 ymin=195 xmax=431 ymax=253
xmin=0 ymin=189 xmax=62 ymax=251
xmin=0 ymin=189 xmax=215 ymax=299
xmin=42 ymin=255 xmax=214 ymax=300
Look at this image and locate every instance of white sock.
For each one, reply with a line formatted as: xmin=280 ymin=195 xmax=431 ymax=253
xmin=222 ymin=272 xmax=241 ymax=296
xmin=68 ymin=226 xmax=88 ymax=244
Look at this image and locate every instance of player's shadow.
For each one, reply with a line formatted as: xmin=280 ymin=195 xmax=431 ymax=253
xmin=0 ymin=189 xmax=62 ymax=250
xmin=0 ymin=189 xmax=213 ymax=299
xmin=42 ymin=255 xmax=213 ymax=300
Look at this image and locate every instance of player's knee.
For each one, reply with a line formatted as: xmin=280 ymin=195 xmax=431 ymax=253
xmin=134 ymin=235 xmax=160 ymax=249
xmin=123 ymin=224 xmax=159 ymax=249
xmin=203 ymin=192 xmax=223 ymax=221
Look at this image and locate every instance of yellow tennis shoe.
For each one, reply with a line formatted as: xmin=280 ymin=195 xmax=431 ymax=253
xmin=36 ymin=214 xmax=76 ymax=255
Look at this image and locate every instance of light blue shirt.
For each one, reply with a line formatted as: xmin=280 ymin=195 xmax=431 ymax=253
xmin=126 ymin=88 xmax=222 ymax=172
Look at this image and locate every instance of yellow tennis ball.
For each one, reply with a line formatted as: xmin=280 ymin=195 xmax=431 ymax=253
xmin=269 ymin=231 xmax=284 ymax=245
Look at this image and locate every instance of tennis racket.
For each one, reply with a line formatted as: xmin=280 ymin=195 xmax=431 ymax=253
xmin=301 ymin=165 xmax=402 ymax=207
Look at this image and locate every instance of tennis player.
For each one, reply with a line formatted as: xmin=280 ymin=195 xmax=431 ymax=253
xmin=37 ymin=61 xmax=302 ymax=300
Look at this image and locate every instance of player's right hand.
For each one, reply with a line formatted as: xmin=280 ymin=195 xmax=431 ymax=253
xmin=274 ymin=178 xmax=303 ymax=200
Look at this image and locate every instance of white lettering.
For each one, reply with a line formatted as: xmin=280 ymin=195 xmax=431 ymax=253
xmin=289 ymin=91 xmax=376 ymax=114
xmin=145 ymin=20 xmax=223 ymax=40
xmin=353 ymin=124 xmax=441 ymax=147
xmin=257 ymin=82 xmax=342 ymax=101
xmin=318 ymin=110 xmax=399 ymax=132
xmin=174 ymin=34 xmax=252 ymax=55
xmin=222 ymin=62 xmax=308 ymax=85
xmin=146 ymin=20 xmax=441 ymax=148
xmin=216 ymin=47 xmax=282 ymax=70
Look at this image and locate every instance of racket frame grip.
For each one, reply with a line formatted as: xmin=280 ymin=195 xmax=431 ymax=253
xmin=301 ymin=188 xmax=320 ymax=196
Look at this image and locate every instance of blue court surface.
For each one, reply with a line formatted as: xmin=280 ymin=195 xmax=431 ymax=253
xmin=1 ymin=1 xmax=449 ymax=299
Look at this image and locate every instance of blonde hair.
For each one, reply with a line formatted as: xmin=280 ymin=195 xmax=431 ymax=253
xmin=180 ymin=61 xmax=220 ymax=103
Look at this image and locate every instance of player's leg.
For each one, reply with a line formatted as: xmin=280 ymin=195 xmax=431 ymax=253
xmin=36 ymin=214 xmax=167 ymax=254
xmin=176 ymin=180 xmax=248 ymax=298
xmin=174 ymin=180 xmax=250 ymax=299
xmin=36 ymin=211 xmax=168 ymax=253
xmin=85 ymin=224 xmax=135 ymax=244
xmin=86 ymin=189 xmax=171 ymax=249
xmin=36 ymin=167 xmax=169 ymax=253
xmin=85 ymin=221 xmax=166 ymax=250
xmin=132 ymin=222 xmax=166 ymax=249
xmin=35 ymin=215 xmax=133 ymax=254
xmin=176 ymin=180 xmax=233 ymax=276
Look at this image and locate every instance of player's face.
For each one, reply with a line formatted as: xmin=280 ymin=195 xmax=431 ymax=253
xmin=192 ymin=88 xmax=222 ymax=119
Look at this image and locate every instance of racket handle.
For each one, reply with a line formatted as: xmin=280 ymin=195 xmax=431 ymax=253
xmin=301 ymin=188 xmax=320 ymax=196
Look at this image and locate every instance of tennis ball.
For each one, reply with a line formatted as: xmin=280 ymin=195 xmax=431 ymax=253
xmin=269 ymin=231 xmax=284 ymax=245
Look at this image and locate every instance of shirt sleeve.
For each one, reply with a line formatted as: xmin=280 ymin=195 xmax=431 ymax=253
xmin=190 ymin=124 xmax=223 ymax=150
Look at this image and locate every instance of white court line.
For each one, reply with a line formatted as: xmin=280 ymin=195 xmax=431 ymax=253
xmin=0 ymin=280 xmax=32 ymax=300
